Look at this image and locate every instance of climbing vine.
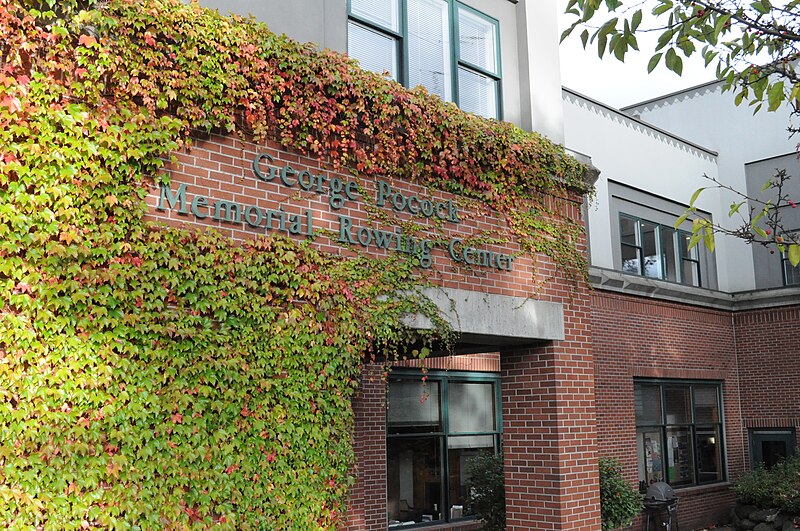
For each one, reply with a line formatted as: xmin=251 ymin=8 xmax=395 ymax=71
xmin=0 ymin=0 xmax=591 ymax=528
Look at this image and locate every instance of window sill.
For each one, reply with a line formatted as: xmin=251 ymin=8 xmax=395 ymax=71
xmin=388 ymin=520 xmax=481 ymax=531
xmin=672 ymin=481 xmax=732 ymax=496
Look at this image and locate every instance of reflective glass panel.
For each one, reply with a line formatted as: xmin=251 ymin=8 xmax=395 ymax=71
xmin=447 ymin=444 xmax=494 ymax=518
xmin=407 ymin=0 xmax=451 ymax=100
xmin=682 ymin=259 xmax=701 ymax=287
xmin=664 ymin=387 xmax=691 ymax=424
xmin=448 ymin=382 xmax=495 ymax=434
xmin=348 ymin=22 xmax=399 ymax=80
xmin=457 ymin=7 xmax=497 ymax=73
xmin=635 ymin=383 xmax=663 ymax=425
xmin=622 ymin=244 xmax=640 ymax=274
xmin=388 ymin=380 xmax=441 ymax=433
xmin=679 ymin=231 xmax=698 ymax=259
xmin=620 ymin=217 xmax=638 ymax=246
xmin=638 ymin=428 xmax=665 ymax=485
xmin=693 ymin=386 xmax=720 ymax=423
xmin=350 ymin=0 xmax=400 ymax=31
xmin=457 ymin=67 xmax=497 ymax=119
xmin=784 ymin=258 xmax=800 ymax=285
xmin=641 ymin=221 xmax=661 ymax=278
xmin=661 ymin=227 xmax=679 ymax=282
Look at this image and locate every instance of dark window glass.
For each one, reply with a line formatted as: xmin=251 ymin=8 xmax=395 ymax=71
xmin=679 ymin=230 xmax=701 ymax=286
xmin=666 ymin=426 xmax=694 ymax=486
xmin=634 ymin=380 xmax=725 ymax=489
xmin=696 ymin=427 xmax=723 ymax=482
xmin=693 ymin=386 xmax=720 ymax=423
xmin=387 ymin=373 xmax=500 ymax=525
xmin=749 ymin=429 xmax=797 ymax=470
xmin=661 ymin=227 xmax=679 ymax=282
xmin=387 ymin=437 xmax=443 ymax=523
xmin=620 ymin=216 xmax=638 ymax=246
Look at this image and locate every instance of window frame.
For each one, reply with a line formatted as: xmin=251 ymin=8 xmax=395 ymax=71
xmin=781 ymin=239 xmax=800 ymax=285
xmin=619 ymin=213 xmax=702 ymax=287
xmin=347 ymin=0 xmax=502 ymax=119
xmin=634 ymin=379 xmax=726 ymax=489
xmin=386 ymin=369 xmax=503 ymax=526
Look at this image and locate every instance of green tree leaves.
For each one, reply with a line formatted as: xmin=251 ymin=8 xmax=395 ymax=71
xmin=562 ymin=0 xmax=800 ymax=124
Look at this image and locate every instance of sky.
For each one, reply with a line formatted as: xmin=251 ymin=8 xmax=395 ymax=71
xmin=557 ymin=7 xmax=714 ymax=109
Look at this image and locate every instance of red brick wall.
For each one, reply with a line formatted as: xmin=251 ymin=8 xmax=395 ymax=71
xmin=348 ymin=364 xmax=387 ymax=530
xmin=734 ymin=305 xmax=800 ymax=468
xmin=591 ymin=291 xmax=745 ymax=530
xmin=147 ymin=135 xmax=602 ymax=530
xmin=500 ymin=265 xmax=601 ymax=530
xmin=144 ymin=134 xmax=564 ymax=299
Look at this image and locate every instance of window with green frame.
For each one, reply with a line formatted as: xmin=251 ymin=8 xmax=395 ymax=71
xmin=386 ymin=370 xmax=502 ymax=525
xmin=619 ymin=214 xmax=701 ymax=286
xmin=634 ymin=380 xmax=725 ymax=489
xmin=347 ymin=0 xmax=501 ymax=119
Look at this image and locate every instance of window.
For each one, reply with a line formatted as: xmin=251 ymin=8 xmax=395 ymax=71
xmin=386 ymin=371 xmax=501 ymax=525
xmin=749 ymin=429 xmax=796 ymax=469
xmin=348 ymin=0 xmax=501 ymax=119
xmin=782 ymin=251 xmax=800 ymax=286
xmin=620 ymin=214 xmax=700 ymax=286
xmin=635 ymin=380 xmax=725 ymax=489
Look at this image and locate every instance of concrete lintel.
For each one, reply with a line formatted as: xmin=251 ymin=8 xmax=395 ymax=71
xmin=405 ymin=287 xmax=565 ymax=345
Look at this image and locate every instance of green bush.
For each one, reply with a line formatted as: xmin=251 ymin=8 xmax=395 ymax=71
xmin=599 ymin=457 xmax=643 ymax=530
xmin=734 ymin=454 xmax=800 ymax=513
xmin=464 ymin=452 xmax=506 ymax=531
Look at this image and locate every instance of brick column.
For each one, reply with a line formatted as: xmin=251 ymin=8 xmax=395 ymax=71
xmin=346 ymin=364 xmax=387 ymax=530
xmin=501 ymin=295 xmax=601 ymax=530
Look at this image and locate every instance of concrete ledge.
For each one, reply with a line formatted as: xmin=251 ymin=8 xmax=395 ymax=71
xmin=405 ymin=287 xmax=564 ymax=346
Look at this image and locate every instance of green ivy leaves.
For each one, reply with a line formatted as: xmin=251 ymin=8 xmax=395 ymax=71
xmin=1 ymin=0 xmax=590 ymax=527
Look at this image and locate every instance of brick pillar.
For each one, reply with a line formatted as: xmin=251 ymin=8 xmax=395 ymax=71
xmin=500 ymin=295 xmax=601 ymax=530
xmin=346 ymin=364 xmax=387 ymax=530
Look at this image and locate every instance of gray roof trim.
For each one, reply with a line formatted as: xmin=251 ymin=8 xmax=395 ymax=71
xmin=562 ymin=86 xmax=719 ymax=157
xmin=620 ymin=79 xmax=722 ymax=112
xmin=590 ymin=266 xmax=800 ymax=311
xmin=745 ymin=151 xmax=799 ymax=166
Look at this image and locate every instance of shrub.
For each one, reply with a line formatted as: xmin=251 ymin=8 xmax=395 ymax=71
xmin=734 ymin=454 xmax=800 ymax=513
xmin=464 ymin=452 xmax=506 ymax=531
xmin=599 ymin=457 xmax=643 ymax=530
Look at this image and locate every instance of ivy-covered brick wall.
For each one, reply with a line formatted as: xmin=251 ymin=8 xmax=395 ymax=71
xmin=145 ymin=134 xmax=579 ymax=300
xmin=0 ymin=0 xmax=590 ymax=528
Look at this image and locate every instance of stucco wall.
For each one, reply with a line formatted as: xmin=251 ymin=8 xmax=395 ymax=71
xmin=562 ymin=89 xmax=724 ymax=289
xmin=625 ymin=83 xmax=800 ymax=291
